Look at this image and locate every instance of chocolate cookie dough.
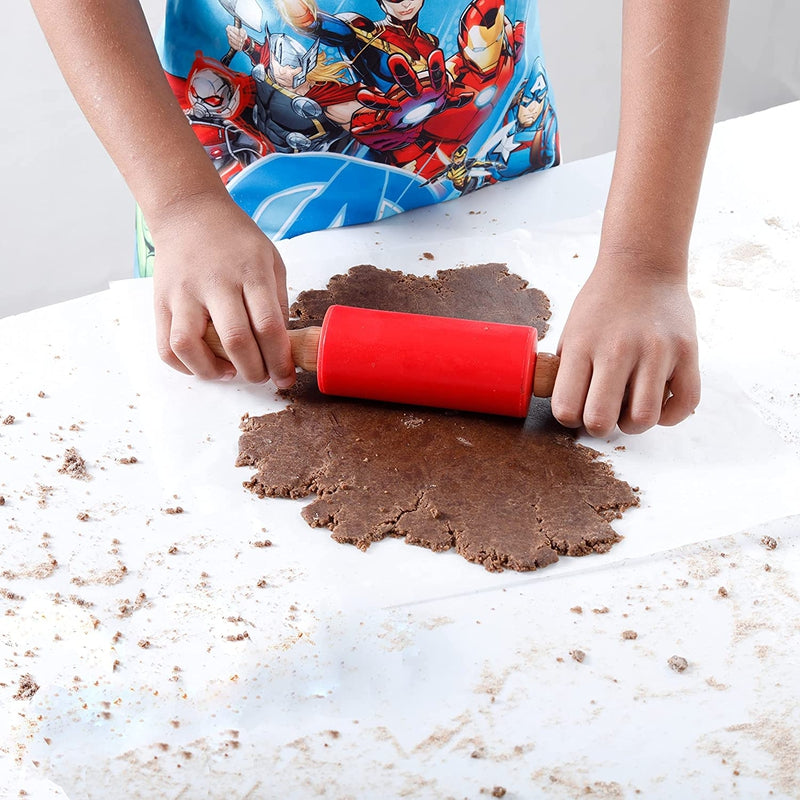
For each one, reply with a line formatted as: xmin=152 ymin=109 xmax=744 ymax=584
xmin=236 ymin=264 xmax=638 ymax=572
xmin=288 ymin=263 xmax=551 ymax=337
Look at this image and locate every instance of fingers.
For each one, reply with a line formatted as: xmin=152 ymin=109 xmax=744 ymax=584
xmin=553 ymin=347 xmax=700 ymax=437
xmin=154 ymin=302 xmax=192 ymax=376
xmin=550 ymin=350 xmax=592 ymax=430
xmin=618 ymin=362 xmax=672 ymax=435
xmin=158 ymin=295 xmax=236 ymax=381
xmin=242 ymin=291 xmax=295 ymax=389
xmin=659 ymin=357 xmax=701 ymax=427
xmin=552 ymin=347 xmax=631 ymax=438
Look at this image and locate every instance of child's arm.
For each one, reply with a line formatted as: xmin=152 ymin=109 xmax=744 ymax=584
xmin=551 ymin=0 xmax=729 ymax=436
xmin=29 ymin=0 xmax=296 ymax=388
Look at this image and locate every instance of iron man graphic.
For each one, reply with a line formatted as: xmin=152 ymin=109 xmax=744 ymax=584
xmin=350 ymin=0 xmax=527 ymax=179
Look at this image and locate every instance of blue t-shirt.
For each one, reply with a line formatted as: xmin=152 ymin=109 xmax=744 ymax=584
xmin=137 ymin=0 xmax=559 ymax=275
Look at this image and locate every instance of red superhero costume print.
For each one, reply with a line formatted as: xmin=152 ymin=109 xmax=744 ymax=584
xmin=166 ymin=53 xmax=272 ymax=182
xmin=351 ymin=0 xmax=525 ymax=179
xmin=275 ymin=0 xmax=439 ymax=94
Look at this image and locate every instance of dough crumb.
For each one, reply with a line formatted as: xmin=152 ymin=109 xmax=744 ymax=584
xmin=760 ymin=535 xmax=778 ymax=550
xmin=2 ymin=415 xmax=14 ymax=425
xmin=668 ymin=655 xmax=688 ymax=673
xmin=621 ymin=630 xmax=638 ymax=640
xmin=164 ymin=506 xmax=184 ymax=515
xmin=570 ymin=649 xmax=586 ymax=663
xmin=570 ymin=606 xmax=583 ymax=614
xmin=58 ymin=447 xmax=90 ymax=480
xmin=13 ymin=674 xmax=39 ymax=700
xmin=717 ymin=586 xmax=728 ymax=597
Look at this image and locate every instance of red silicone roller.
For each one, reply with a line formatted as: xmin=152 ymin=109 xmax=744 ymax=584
xmin=316 ymin=305 xmax=538 ymax=417
xmin=204 ymin=305 xmax=559 ymax=417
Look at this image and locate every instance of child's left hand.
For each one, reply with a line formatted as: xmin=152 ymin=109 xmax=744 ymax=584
xmin=551 ymin=253 xmax=701 ymax=437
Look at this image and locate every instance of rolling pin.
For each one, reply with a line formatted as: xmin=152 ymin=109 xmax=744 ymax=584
xmin=204 ymin=305 xmax=559 ymax=418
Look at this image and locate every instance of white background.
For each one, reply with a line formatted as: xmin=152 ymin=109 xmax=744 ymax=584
xmin=1 ymin=0 xmax=799 ymax=317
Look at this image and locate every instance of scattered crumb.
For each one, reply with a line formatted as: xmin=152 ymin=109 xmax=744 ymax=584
xmin=225 ymin=632 xmax=250 ymax=642
xmin=570 ymin=606 xmax=582 ymax=614
xmin=668 ymin=655 xmax=688 ymax=673
xmin=58 ymin=447 xmax=90 ymax=480
xmin=0 ymin=496 xmax=5 ymax=506
xmin=38 ymin=391 xmax=45 ymax=398
xmin=164 ymin=507 xmax=184 ymax=515
xmin=2 ymin=415 xmax=14 ymax=425
xmin=622 ymin=630 xmax=638 ymax=640
xmin=252 ymin=540 xmax=272 ymax=548
xmin=119 ymin=457 xmax=138 ymax=465
xmin=168 ymin=545 xmax=179 ymax=555
xmin=76 ymin=511 xmax=90 ymax=522
xmin=138 ymin=640 xmax=151 ymax=649
xmin=421 ymin=252 xmax=435 ymax=260
xmin=760 ymin=535 xmax=778 ymax=551
xmin=717 ymin=586 xmax=729 ymax=598
xmin=592 ymin=607 xmax=610 ymax=614
xmin=570 ymin=649 xmax=586 ymax=663
xmin=13 ymin=674 xmax=39 ymax=700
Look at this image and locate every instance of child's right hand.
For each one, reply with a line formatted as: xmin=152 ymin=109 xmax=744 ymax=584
xmin=149 ymin=191 xmax=296 ymax=389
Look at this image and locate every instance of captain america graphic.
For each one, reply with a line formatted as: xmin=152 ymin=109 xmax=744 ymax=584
xmin=144 ymin=0 xmax=560 ymax=251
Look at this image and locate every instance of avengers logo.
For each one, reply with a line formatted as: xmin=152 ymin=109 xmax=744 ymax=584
xmin=228 ymin=153 xmax=444 ymax=240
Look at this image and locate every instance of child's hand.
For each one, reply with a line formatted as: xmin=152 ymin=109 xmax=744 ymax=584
xmin=551 ymin=255 xmax=701 ymax=437
xmin=150 ymin=193 xmax=296 ymax=389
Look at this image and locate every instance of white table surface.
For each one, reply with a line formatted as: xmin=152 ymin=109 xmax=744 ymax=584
xmin=1 ymin=103 xmax=799 ymax=800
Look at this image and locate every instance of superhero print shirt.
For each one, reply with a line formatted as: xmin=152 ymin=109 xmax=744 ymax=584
xmin=137 ymin=0 xmax=559 ymax=275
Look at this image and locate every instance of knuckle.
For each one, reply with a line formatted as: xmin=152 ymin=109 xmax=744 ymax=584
xmin=169 ymin=330 xmax=195 ymax=356
xmin=550 ymin=398 xmax=583 ymax=429
xmin=251 ymin=314 xmax=285 ymax=338
xmin=627 ymin=407 xmax=659 ymax=431
xmin=583 ymin=412 xmax=614 ymax=438
xmin=157 ymin=342 xmax=177 ymax=365
xmin=219 ymin=325 xmax=253 ymax=353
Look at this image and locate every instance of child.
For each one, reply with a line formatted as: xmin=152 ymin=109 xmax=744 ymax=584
xmin=30 ymin=0 xmax=729 ymax=437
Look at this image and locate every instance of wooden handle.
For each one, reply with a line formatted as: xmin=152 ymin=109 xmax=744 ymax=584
xmin=204 ymin=323 xmax=322 ymax=372
xmin=532 ymin=352 xmax=559 ymax=398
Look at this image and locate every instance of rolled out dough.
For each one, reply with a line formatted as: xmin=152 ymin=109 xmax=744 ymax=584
xmin=237 ymin=264 xmax=638 ymax=572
